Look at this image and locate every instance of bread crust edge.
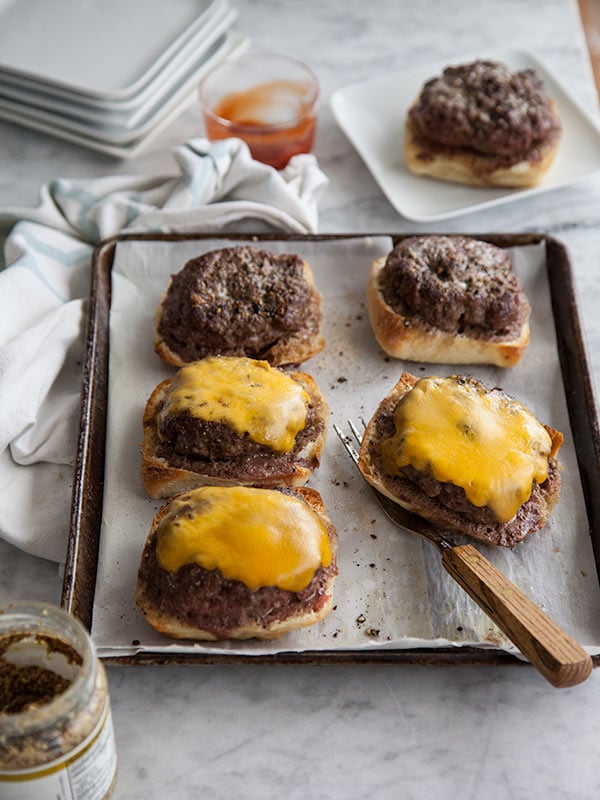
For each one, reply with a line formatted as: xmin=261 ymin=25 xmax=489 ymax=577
xmin=366 ymin=257 xmax=530 ymax=367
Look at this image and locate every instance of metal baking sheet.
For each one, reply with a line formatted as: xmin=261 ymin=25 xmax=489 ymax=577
xmin=61 ymin=232 xmax=600 ymax=667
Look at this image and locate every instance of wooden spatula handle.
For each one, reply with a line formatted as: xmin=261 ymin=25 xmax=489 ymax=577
xmin=442 ymin=543 xmax=592 ymax=688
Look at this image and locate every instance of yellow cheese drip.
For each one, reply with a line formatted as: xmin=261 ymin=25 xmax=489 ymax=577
xmin=381 ymin=376 xmax=553 ymax=523
xmin=159 ymin=356 xmax=310 ymax=453
xmin=156 ymin=486 xmax=332 ymax=592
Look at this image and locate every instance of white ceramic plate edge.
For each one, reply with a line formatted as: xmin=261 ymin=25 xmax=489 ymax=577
xmin=0 ymin=0 xmax=226 ymax=101
xmin=0 ymin=32 xmax=250 ymax=159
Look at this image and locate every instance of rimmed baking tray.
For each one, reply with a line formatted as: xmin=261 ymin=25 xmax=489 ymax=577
xmin=61 ymin=232 xmax=600 ymax=667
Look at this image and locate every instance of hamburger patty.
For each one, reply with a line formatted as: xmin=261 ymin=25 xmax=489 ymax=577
xmin=409 ymin=60 xmax=561 ymax=161
xmin=378 ymin=236 xmax=530 ymax=339
xmin=364 ymin=377 xmax=561 ymax=547
xmin=157 ymin=246 xmax=321 ymax=362
xmin=137 ymin=522 xmax=337 ymax=638
xmin=155 ymin=388 xmax=325 ymax=472
xmin=398 ymin=462 xmax=561 ymax=532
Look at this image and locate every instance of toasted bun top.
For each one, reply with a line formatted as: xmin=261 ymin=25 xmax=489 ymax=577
xmin=153 ymin=486 xmax=333 ymax=592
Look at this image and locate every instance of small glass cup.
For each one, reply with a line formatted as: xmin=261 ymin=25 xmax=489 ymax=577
xmin=199 ymin=51 xmax=319 ymax=170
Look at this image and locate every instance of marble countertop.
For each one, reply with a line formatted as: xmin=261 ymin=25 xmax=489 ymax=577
xmin=2 ymin=0 xmax=600 ymax=797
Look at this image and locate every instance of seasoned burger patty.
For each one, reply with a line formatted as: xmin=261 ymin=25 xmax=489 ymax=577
xmin=409 ymin=60 xmax=561 ymax=163
xmin=154 ymin=392 xmax=326 ymax=477
xmin=397 ymin=462 xmax=560 ymax=531
xmin=136 ymin=508 xmax=337 ymax=639
xmin=157 ymin=407 xmax=324 ymax=461
xmin=378 ymin=236 xmax=530 ymax=339
xmin=158 ymin=414 xmax=275 ymax=459
xmin=157 ymin=246 xmax=321 ymax=362
xmin=364 ymin=380 xmax=561 ymax=547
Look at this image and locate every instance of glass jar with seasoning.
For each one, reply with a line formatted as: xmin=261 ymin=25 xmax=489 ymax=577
xmin=0 ymin=601 xmax=117 ymax=799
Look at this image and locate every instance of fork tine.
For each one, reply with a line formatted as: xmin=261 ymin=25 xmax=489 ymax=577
xmin=347 ymin=418 xmax=363 ymax=448
xmin=333 ymin=423 xmax=360 ymax=465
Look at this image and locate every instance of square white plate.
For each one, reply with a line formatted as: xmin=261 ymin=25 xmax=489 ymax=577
xmin=330 ymin=48 xmax=600 ymax=222
xmin=0 ymin=32 xmax=249 ymax=159
xmin=0 ymin=8 xmax=237 ymax=139
xmin=0 ymin=0 xmax=220 ymax=101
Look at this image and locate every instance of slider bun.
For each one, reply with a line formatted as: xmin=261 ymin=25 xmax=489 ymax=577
xmin=366 ymin=236 xmax=531 ymax=367
xmin=367 ymin=255 xmax=530 ymax=367
xmin=404 ymin=59 xmax=562 ymax=189
xmin=135 ymin=486 xmax=338 ymax=640
xmin=404 ymin=111 xmax=561 ymax=188
xmin=154 ymin=245 xmax=325 ymax=368
xmin=358 ymin=372 xmax=563 ymax=548
xmin=141 ymin=363 xmax=328 ymax=499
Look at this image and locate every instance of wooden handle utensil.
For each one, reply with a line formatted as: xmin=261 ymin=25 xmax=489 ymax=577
xmin=442 ymin=543 xmax=592 ymax=688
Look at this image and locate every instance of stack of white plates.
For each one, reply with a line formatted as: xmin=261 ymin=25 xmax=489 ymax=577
xmin=0 ymin=0 xmax=249 ymax=157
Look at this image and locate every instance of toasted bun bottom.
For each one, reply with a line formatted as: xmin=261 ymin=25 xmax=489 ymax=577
xmin=358 ymin=373 xmax=562 ymax=548
xmin=404 ymin=113 xmax=560 ymax=188
xmin=135 ymin=486 xmax=337 ymax=640
xmin=366 ymin=256 xmax=530 ymax=367
xmin=141 ymin=369 xmax=328 ymax=499
xmin=154 ymin=257 xmax=325 ymax=368
xmin=135 ymin=593 xmax=336 ymax=642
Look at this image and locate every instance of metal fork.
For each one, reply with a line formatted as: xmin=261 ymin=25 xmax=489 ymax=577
xmin=334 ymin=420 xmax=593 ymax=688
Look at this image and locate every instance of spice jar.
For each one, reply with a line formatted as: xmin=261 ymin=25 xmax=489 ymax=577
xmin=0 ymin=601 xmax=117 ymax=799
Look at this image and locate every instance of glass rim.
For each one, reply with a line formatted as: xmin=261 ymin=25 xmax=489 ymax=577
xmin=0 ymin=601 xmax=96 ymax=734
xmin=198 ymin=50 xmax=320 ymax=134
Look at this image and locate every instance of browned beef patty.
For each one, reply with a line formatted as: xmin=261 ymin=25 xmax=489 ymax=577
xmin=378 ymin=236 xmax=530 ymax=339
xmin=365 ymin=376 xmax=560 ymax=547
xmin=409 ymin=60 xmax=561 ymax=162
xmin=155 ymin=392 xmax=325 ymax=470
xmin=397 ymin=462 xmax=560 ymax=533
xmin=157 ymin=245 xmax=320 ymax=362
xmin=137 ymin=517 xmax=337 ymax=638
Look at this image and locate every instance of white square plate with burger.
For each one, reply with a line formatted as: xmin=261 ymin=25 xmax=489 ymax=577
xmin=330 ymin=47 xmax=600 ymax=222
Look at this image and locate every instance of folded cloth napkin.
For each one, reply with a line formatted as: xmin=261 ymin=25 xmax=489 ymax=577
xmin=0 ymin=137 xmax=328 ymax=562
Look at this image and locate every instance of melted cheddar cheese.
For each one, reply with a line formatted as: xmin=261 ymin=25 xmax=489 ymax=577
xmin=156 ymin=486 xmax=332 ymax=592
xmin=381 ymin=376 xmax=554 ymax=523
xmin=158 ymin=356 xmax=310 ymax=452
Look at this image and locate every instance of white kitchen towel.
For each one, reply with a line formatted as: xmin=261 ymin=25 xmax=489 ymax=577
xmin=0 ymin=137 xmax=328 ymax=562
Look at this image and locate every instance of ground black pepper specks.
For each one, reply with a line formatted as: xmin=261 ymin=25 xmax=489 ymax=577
xmin=410 ymin=60 xmax=561 ymax=160
xmin=157 ymin=245 xmax=321 ymax=363
xmin=379 ymin=235 xmax=530 ymax=339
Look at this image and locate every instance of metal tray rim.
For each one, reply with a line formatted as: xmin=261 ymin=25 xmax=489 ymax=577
xmin=61 ymin=231 xmax=600 ymax=668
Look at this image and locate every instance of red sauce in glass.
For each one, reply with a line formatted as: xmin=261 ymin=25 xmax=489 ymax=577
xmin=203 ymin=79 xmax=316 ymax=170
